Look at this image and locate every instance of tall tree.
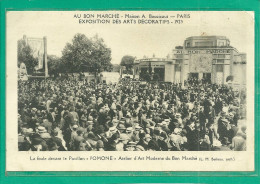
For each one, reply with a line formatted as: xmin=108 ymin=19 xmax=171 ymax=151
xmin=17 ymin=39 xmax=38 ymax=74
xmin=61 ymin=33 xmax=112 ymax=76
xmin=48 ymin=55 xmax=61 ymax=77
xmin=120 ymin=55 xmax=135 ymax=72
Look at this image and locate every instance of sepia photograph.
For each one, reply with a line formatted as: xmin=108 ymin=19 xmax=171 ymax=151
xmin=17 ymin=34 xmax=247 ymax=152
xmin=6 ymin=11 xmax=254 ymax=171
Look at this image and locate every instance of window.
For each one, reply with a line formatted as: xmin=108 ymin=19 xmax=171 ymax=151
xmin=218 ymin=54 xmax=225 ymax=58
xmin=176 ymin=59 xmax=182 ymax=64
xmin=218 ymin=42 xmax=224 ymax=46
xmin=217 ymin=59 xmax=224 ymax=63
xmin=216 ymin=65 xmax=223 ymax=72
xmin=175 ymin=65 xmax=181 ymax=71
xmin=194 ymin=41 xmax=213 ymax=47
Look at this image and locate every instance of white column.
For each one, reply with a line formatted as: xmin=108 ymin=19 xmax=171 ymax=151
xmin=172 ymin=64 xmax=175 ymax=83
xmin=223 ymin=64 xmax=230 ymax=84
xmin=198 ymin=73 xmax=203 ymax=80
xmin=165 ymin=64 xmax=174 ymax=82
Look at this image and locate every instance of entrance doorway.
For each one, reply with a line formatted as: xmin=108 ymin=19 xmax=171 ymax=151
xmin=154 ymin=68 xmax=165 ymax=81
xmin=203 ymin=73 xmax=211 ymax=83
xmin=190 ymin=73 xmax=199 ymax=79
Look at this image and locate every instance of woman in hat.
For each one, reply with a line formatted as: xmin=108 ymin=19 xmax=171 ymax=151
xmin=105 ymin=132 xmax=120 ymax=151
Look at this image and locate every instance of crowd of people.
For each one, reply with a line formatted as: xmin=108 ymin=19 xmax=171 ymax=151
xmin=18 ymin=75 xmax=247 ymax=151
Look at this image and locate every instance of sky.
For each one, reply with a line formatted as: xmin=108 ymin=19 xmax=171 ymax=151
xmin=7 ymin=11 xmax=254 ymax=64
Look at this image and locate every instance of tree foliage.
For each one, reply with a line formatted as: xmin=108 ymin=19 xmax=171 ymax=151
xmin=17 ymin=39 xmax=38 ymax=74
xmin=120 ymin=55 xmax=135 ymax=71
xmin=48 ymin=55 xmax=62 ymax=76
xmin=61 ymin=33 xmax=112 ymax=74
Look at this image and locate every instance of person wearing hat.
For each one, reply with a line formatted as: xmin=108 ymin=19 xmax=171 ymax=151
xmin=137 ymin=133 xmax=150 ymax=151
xmin=125 ymin=114 xmax=133 ymax=127
xmin=47 ymin=140 xmax=59 ymax=151
xmin=107 ymin=126 xmax=117 ymax=138
xmin=94 ymin=125 xmax=108 ymax=147
xmin=198 ymin=126 xmax=211 ymax=151
xmin=125 ymin=127 xmax=139 ymax=142
xmin=147 ymin=139 xmax=160 ymax=151
xmin=231 ymin=131 xmax=246 ymax=151
xmin=125 ymin=141 xmax=137 ymax=151
xmin=41 ymin=119 xmax=52 ymax=134
xmin=206 ymin=122 xmax=219 ymax=147
xmin=185 ymin=120 xmax=200 ymax=151
xmin=37 ymin=126 xmax=47 ymax=134
xmin=73 ymin=128 xmax=85 ymax=151
xmin=135 ymin=145 xmax=145 ymax=151
xmin=51 ymin=128 xmax=66 ymax=151
xmin=213 ymin=137 xmax=231 ymax=151
xmin=169 ymin=128 xmax=183 ymax=151
xmin=198 ymin=106 xmax=206 ymax=132
xmin=80 ymin=113 xmax=87 ymax=128
xmin=105 ymin=132 xmax=120 ymax=151
xmin=218 ymin=118 xmax=231 ymax=142
xmin=40 ymin=129 xmax=52 ymax=142
xmin=158 ymin=131 xmax=168 ymax=151
xmin=126 ymin=127 xmax=133 ymax=135
xmin=19 ymin=127 xmax=33 ymax=151
xmin=161 ymin=121 xmax=171 ymax=134
xmin=30 ymin=134 xmax=48 ymax=151
xmin=175 ymin=113 xmax=184 ymax=128
xmin=68 ymin=124 xmax=78 ymax=151
xmin=117 ymin=123 xmax=126 ymax=133
xmin=96 ymin=140 xmax=105 ymax=151
xmin=116 ymin=133 xmax=129 ymax=151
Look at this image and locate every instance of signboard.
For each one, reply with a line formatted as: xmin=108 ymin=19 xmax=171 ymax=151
xmin=189 ymin=54 xmax=212 ymax=73
xmin=25 ymin=37 xmax=45 ymax=70
xmin=173 ymin=49 xmax=232 ymax=55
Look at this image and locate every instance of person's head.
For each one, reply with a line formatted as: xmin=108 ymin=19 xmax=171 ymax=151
xmin=144 ymin=134 xmax=152 ymax=143
xmin=79 ymin=142 xmax=87 ymax=151
xmin=51 ymin=128 xmax=59 ymax=137
xmin=19 ymin=142 xmax=31 ymax=151
xmin=95 ymin=125 xmax=105 ymax=136
xmin=241 ymin=125 xmax=247 ymax=134
xmin=160 ymin=131 xmax=167 ymax=141
xmin=221 ymin=137 xmax=230 ymax=146
xmin=126 ymin=127 xmax=133 ymax=135
xmin=96 ymin=140 xmax=104 ymax=151
xmin=135 ymin=145 xmax=145 ymax=151
xmin=200 ymin=106 xmax=204 ymax=112
xmin=125 ymin=141 xmax=136 ymax=151
xmin=119 ymin=133 xmax=130 ymax=145
xmin=77 ymin=128 xmax=84 ymax=136
xmin=187 ymin=120 xmax=195 ymax=129
xmin=206 ymin=122 xmax=214 ymax=130
xmin=110 ymin=132 xmax=120 ymax=143
xmin=171 ymin=118 xmax=178 ymax=128
xmin=195 ymin=121 xmax=200 ymax=130
xmin=48 ymin=141 xmax=59 ymax=151
xmin=147 ymin=139 xmax=160 ymax=151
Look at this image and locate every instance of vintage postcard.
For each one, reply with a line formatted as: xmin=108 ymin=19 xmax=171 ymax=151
xmin=6 ymin=11 xmax=254 ymax=171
